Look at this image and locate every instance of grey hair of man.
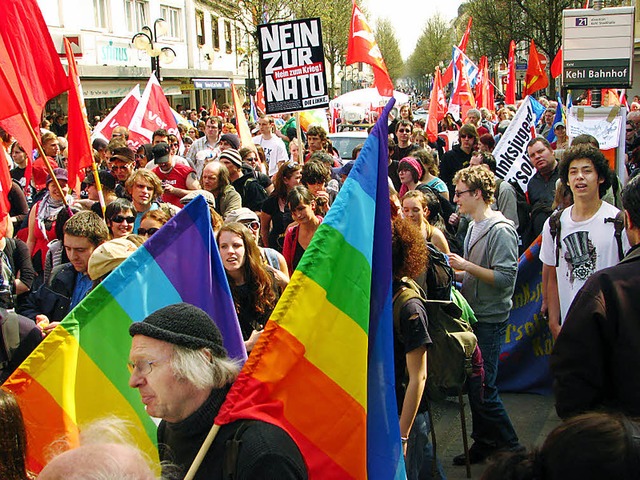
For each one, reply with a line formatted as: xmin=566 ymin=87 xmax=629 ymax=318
xmin=170 ymin=345 xmax=241 ymax=391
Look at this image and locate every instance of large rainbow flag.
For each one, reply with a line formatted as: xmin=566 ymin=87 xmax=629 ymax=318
xmin=3 ymin=196 xmax=245 ymax=473
xmin=215 ymin=100 xmax=404 ymax=478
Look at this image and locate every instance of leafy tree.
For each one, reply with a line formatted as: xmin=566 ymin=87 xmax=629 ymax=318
xmin=406 ymin=14 xmax=454 ymax=81
xmin=374 ymin=18 xmax=404 ymax=81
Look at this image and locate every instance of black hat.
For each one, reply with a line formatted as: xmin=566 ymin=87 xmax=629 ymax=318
xmin=111 ymin=146 xmax=135 ymax=164
xmin=92 ymin=138 xmax=108 ymax=151
xmin=129 ymin=303 xmax=227 ymax=358
xmin=220 ymin=133 xmax=240 ymax=150
xmin=152 ymin=142 xmax=171 ymax=164
xmin=219 ymin=149 xmax=242 ymax=168
xmin=85 ymin=170 xmax=116 ymax=190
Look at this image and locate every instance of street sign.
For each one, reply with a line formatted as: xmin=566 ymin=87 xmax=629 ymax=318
xmin=562 ymin=6 xmax=634 ymax=88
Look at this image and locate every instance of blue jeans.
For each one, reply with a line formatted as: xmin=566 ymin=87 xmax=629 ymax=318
xmin=467 ymin=321 xmax=519 ymax=450
xmin=406 ymin=411 xmax=447 ymax=480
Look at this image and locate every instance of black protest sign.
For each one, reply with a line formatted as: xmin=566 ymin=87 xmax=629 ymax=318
xmin=257 ymin=18 xmax=329 ymax=114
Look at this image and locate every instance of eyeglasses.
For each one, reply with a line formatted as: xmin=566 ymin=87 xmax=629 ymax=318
xmin=459 ymin=134 xmax=475 ymax=140
xmin=127 ymin=356 xmax=170 ymax=376
xmin=111 ymin=215 xmax=135 ymax=224
xmin=398 ymin=129 xmax=411 ymax=133
xmin=138 ymin=227 xmax=160 ymax=236
xmin=241 ymin=220 xmax=260 ymax=231
xmin=171 ymin=142 xmax=179 ymax=148
xmin=454 ymin=189 xmax=474 ymax=197
xmin=245 ymin=156 xmax=258 ymax=162
xmin=111 ymin=165 xmax=130 ymax=171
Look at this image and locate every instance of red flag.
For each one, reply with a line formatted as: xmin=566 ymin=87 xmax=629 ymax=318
xmin=346 ymin=2 xmax=394 ymax=97
xmin=128 ymin=74 xmax=180 ymax=149
xmin=255 ymin=84 xmax=266 ymax=114
xmin=0 ymin=0 xmax=68 ymax=155
xmin=506 ymin=40 xmax=516 ymax=105
xmin=442 ymin=17 xmax=473 ymax=85
xmin=449 ymin=67 xmax=476 ymax=121
xmin=426 ymin=67 xmax=447 ymax=143
xmin=475 ymin=56 xmax=493 ymax=110
xmin=210 ymin=100 xmax=219 ymax=118
xmin=92 ymin=87 xmax=141 ymax=144
xmin=0 ymin=145 xmax=12 ymax=237
xmin=523 ymin=39 xmax=548 ymax=96
xmin=550 ymin=47 xmax=563 ymax=79
xmin=64 ymin=39 xmax=93 ymax=192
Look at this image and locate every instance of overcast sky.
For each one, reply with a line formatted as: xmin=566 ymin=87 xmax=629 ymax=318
xmin=364 ymin=0 xmax=464 ymax=60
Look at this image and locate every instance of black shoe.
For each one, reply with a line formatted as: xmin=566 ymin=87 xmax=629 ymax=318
xmin=452 ymin=444 xmax=494 ymax=466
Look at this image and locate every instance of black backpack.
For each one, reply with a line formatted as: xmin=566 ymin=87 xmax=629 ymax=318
xmin=416 ymin=183 xmax=456 ymax=225
xmin=421 ymin=243 xmax=454 ymax=302
xmin=392 ymin=277 xmax=478 ymax=401
xmin=242 ymin=177 xmax=268 ymax=212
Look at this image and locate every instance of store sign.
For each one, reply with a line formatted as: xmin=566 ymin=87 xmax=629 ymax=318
xmin=562 ymin=6 xmax=634 ymax=88
xmin=257 ymin=18 xmax=329 ymax=114
xmin=192 ymin=79 xmax=231 ymax=89
xmin=97 ymin=40 xmax=131 ymax=66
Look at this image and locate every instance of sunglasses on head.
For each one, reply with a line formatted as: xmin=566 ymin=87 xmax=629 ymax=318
xmin=138 ymin=227 xmax=160 ymax=236
xmin=111 ymin=215 xmax=135 ymax=224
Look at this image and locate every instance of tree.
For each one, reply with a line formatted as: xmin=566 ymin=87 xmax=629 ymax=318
xmin=374 ymin=18 xmax=404 ymax=82
xmin=406 ymin=14 xmax=454 ymax=82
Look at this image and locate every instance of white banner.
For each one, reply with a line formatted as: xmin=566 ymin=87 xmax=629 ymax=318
xmin=494 ymin=96 xmax=546 ymax=191
xmin=566 ymin=114 xmax=622 ymax=150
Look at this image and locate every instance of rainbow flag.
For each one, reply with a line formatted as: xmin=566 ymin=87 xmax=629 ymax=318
xmin=215 ymin=100 xmax=404 ymax=478
xmin=4 ymin=196 xmax=245 ymax=473
xmin=299 ymin=108 xmax=330 ymax=133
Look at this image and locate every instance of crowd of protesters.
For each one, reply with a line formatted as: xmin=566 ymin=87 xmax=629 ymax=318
xmin=1 ymin=94 xmax=640 ymax=479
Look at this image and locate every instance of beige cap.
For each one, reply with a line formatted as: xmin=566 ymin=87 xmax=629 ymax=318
xmin=224 ymin=207 xmax=259 ymax=224
xmin=88 ymin=237 xmax=139 ymax=281
xmin=180 ymin=190 xmax=216 ymax=208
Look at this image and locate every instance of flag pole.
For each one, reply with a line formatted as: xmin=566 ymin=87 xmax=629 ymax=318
xmin=183 ymin=423 xmax=221 ymax=480
xmin=295 ymin=111 xmax=302 ymax=161
xmin=0 ymin=67 xmax=70 ymax=210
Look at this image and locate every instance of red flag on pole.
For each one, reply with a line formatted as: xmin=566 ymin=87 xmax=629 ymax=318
xmin=449 ymin=67 xmax=476 ymax=121
xmin=475 ymin=56 xmax=493 ymax=110
xmin=92 ymin=87 xmax=141 ymax=143
xmin=64 ymin=39 xmax=93 ymax=193
xmin=346 ymin=2 xmax=394 ymax=97
xmin=210 ymin=100 xmax=219 ymax=118
xmin=255 ymin=84 xmax=266 ymax=114
xmin=550 ymin=47 xmax=563 ymax=79
xmin=442 ymin=17 xmax=473 ymax=85
xmin=0 ymin=0 xmax=68 ymax=155
xmin=426 ymin=67 xmax=447 ymax=143
xmin=128 ymin=74 xmax=180 ymax=147
xmin=505 ymin=40 xmax=516 ymax=105
xmin=523 ymin=39 xmax=548 ymax=96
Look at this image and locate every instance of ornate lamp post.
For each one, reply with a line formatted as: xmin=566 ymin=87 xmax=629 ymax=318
xmin=132 ymin=18 xmax=177 ymax=83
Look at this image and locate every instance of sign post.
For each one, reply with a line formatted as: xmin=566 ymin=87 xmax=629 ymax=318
xmin=562 ymin=6 xmax=635 ymax=89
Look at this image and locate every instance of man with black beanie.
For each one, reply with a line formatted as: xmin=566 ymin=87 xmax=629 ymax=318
xmin=128 ymin=303 xmax=307 ymax=480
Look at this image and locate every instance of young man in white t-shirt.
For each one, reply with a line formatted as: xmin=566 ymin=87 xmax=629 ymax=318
xmin=540 ymin=144 xmax=629 ymax=339
xmin=252 ymin=116 xmax=288 ymax=176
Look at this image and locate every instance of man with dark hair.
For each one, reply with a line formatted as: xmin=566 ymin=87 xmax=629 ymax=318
xmin=152 ymin=128 xmax=169 ymax=145
xmin=301 ymin=160 xmax=333 ymax=215
xmin=537 ymin=107 xmax=556 ymax=138
xmin=540 ymin=144 xmax=628 ymax=339
xmin=128 ymin=303 xmax=307 ymax=479
xmin=152 ymin=142 xmax=199 ymax=208
xmin=305 ymin=125 xmax=328 ymax=162
xmin=551 ymin=174 xmax=640 ymax=418
xmin=392 ymin=120 xmax=417 ymax=162
xmin=525 ymin=137 xmax=560 ymax=242
xmin=220 ymin=149 xmax=267 ymax=212
xmin=110 ymin=146 xmax=136 ymax=198
xmin=20 ymin=211 xmax=109 ymax=324
xmin=440 ymin=124 xmax=478 ymax=199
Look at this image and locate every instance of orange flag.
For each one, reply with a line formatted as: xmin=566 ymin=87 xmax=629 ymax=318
xmin=505 ymin=41 xmax=516 ymax=105
xmin=346 ymin=2 xmax=394 ymax=97
xmin=426 ymin=67 xmax=447 ymax=143
xmin=64 ymin=39 xmax=93 ymax=192
xmin=210 ymin=99 xmax=219 ymax=117
xmin=231 ymin=84 xmax=255 ymax=152
xmin=523 ymin=39 xmax=548 ymax=96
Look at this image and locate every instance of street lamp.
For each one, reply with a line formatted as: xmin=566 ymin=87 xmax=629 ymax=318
xmin=132 ymin=18 xmax=176 ymax=82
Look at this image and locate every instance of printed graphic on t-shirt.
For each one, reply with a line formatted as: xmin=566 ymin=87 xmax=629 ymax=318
xmin=563 ymin=231 xmax=596 ymax=284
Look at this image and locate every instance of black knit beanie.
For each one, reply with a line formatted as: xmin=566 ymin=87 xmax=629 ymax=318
xmin=129 ymin=303 xmax=227 ymax=358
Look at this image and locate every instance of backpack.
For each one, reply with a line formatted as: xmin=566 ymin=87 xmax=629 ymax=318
xmin=416 ymin=183 xmax=456 ymax=225
xmin=392 ymin=277 xmax=478 ymax=401
xmin=422 ymin=243 xmax=454 ymax=302
xmin=549 ymin=208 xmax=625 ymax=267
xmin=0 ymin=308 xmax=20 ymax=371
xmin=242 ymin=177 xmax=268 ymax=212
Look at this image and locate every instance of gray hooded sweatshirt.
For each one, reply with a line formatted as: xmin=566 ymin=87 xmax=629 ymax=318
xmin=461 ymin=212 xmax=518 ymax=324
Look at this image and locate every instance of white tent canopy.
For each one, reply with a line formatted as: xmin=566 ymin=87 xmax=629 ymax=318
xmin=329 ymin=88 xmax=409 ymax=110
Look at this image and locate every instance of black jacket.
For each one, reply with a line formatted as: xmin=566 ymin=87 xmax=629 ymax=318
xmin=18 ymin=263 xmax=77 ymax=321
xmin=551 ymin=244 xmax=640 ymax=418
xmin=158 ymin=386 xmax=307 ymax=480
xmin=440 ymin=144 xmax=472 ymax=199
